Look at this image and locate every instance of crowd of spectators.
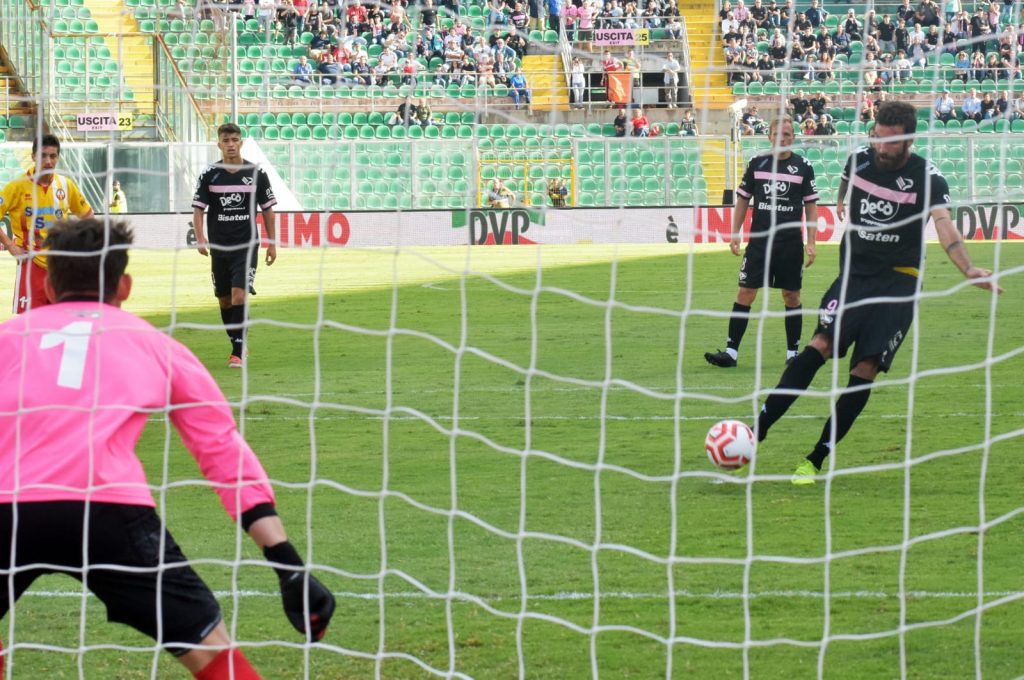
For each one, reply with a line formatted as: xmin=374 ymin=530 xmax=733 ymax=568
xmin=721 ymin=0 xmax=1024 ymax=90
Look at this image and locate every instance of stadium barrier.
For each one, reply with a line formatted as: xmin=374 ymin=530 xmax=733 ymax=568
xmin=100 ymin=204 xmax=1024 ymax=251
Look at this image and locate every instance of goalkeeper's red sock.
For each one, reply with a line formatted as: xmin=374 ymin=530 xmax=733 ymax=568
xmin=194 ymin=648 xmax=261 ymax=680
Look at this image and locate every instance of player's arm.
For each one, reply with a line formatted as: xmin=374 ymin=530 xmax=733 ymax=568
xmin=0 ymin=185 xmax=27 ymax=257
xmin=729 ymin=195 xmax=749 ymax=256
xmin=803 ymin=200 xmax=818 ymax=266
xmin=192 ymin=206 xmax=209 ymax=256
xmin=932 ymin=206 xmax=1003 ymax=293
xmin=262 ymin=207 xmax=276 ymax=265
xmin=168 ymin=342 xmax=336 ymax=640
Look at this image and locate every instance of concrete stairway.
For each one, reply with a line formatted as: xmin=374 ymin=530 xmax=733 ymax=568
xmin=680 ymin=0 xmax=733 ymax=110
xmin=522 ymin=54 xmax=570 ymax=113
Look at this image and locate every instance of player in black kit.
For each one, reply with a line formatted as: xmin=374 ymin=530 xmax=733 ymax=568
xmin=753 ymin=101 xmax=1003 ymax=485
xmin=706 ymin=116 xmax=819 ymax=368
xmin=192 ymin=123 xmax=277 ymax=368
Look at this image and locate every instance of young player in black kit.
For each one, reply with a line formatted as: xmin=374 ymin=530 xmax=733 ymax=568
xmin=192 ymin=123 xmax=278 ymax=368
xmin=706 ymin=116 xmax=819 ymax=368
xmin=753 ymin=101 xmax=1003 ymax=484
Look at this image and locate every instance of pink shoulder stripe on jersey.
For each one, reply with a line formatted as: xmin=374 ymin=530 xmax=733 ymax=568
xmin=209 ymin=185 xmax=257 ymax=193
xmin=192 ymin=201 xmax=208 ymax=209
xmin=804 ymin=193 xmax=820 ymax=201
xmin=260 ymin=200 xmax=277 ymax=209
xmin=851 ymin=175 xmax=917 ymax=204
xmin=753 ymin=171 xmax=804 ymax=183
xmin=736 ymin=188 xmax=752 ymax=198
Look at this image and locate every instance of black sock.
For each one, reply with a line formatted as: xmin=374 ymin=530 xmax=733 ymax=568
xmin=806 ymin=375 xmax=873 ymax=469
xmin=784 ymin=305 xmax=802 ymax=353
xmin=229 ymin=305 xmax=246 ymax=357
xmin=726 ymin=303 xmax=751 ymax=352
xmin=755 ymin=347 xmax=826 ymax=441
xmin=220 ymin=306 xmax=232 ymax=340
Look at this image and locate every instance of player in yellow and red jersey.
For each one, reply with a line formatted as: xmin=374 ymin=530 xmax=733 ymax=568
xmin=0 ymin=134 xmax=94 ymax=313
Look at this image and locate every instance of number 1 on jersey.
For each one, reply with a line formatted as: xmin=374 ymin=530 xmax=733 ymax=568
xmin=40 ymin=321 xmax=94 ymax=389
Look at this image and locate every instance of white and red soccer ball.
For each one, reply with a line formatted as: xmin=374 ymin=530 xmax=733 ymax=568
xmin=705 ymin=419 xmax=756 ymax=469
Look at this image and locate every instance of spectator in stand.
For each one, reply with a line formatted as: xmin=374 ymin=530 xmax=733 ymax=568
xmin=991 ymin=90 xmax=1010 ymax=119
xmin=346 ymin=0 xmax=368 ymax=33
xmin=318 ymin=52 xmax=342 ymax=84
xmin=919 ymin=0 xmax=941 ymax=27
xmin=510 ymin=1 xmax=529 ymax=30
xmin=894 ymin=17 xmax=910 ymax=54
xmin=278 ymin=1 xmax=299 ymax=46
xmin=951 ymin=8 xmax=970 ymax=39
xmin=962 ymin=88 xmax=982 ymax=122
xmin=934 ymin=90 xmax=956 ymax=122
xmin=507 ymin=31 xmax=528 ymax=58
xmin=980 ymin=91 xmax=997 ymax=119
xmin=986 ymin=52 xmax=1006 ymax=81
xmin=892 ymin=49 xmax=912 ymax=81
xmin=394 ymin=96 xmax=418 ymax=127
xmin=563 ymin=0 xmax=578 ymax=39
xmin=571 ymin=56 xmax=587 ymax=108
xmin=791 ymin=89 xmax=812 ymax=122
xmin=493 ymin=38 xmax=516 ymax=63
xmin=351 ymin=54 xmax=372 ymax=85
xmin=293 ymin=0 xmax=310 ymax=36
xmin=941 ymin=24 xmax=957 ymax=54
xmin=751 ymin=0 xmax=768 ymax=29
xmin=953 ymin=50 xmax=970 ymax=81
xmin=662 ymin=52 xmax=680 ymax=108
xmin=487 ymin=179 xmax=515 ymax=208
xmin=378 ymin=45 xmax=398 ymax=75
xmin=528 ymin=0 xmax=543 ymax=32
xmin=814 ymin=114 xmax=835 ymax=135
xmin=800 ymin=116 xmax=816 ymax=136
xmin=732 ymin=0 xmax=750 ymax=28
xmin=547 ymin=179 xmax=568 ymax=207
xmin=1012 ymin=91 xmax=1024 ymax=120
xmin=843 ymin=9 xmax=862 ymax=41
xmin=808 ymin=91 xmax=829 ymax=120
xmin=546 ymin=0 xmax=562 ymax=32
xmin=630 ymin=108 xmax=650 ymax=137
xmin=493 ymin=51 xmax=512 ymax=85
xmin=621 ymin=48 xmax=642 ymax=104
xmin=509 ymin=67 xmax=531 ymax=110
xmin=310 ymin=30 xmax=332 ymax=58
xmin=859 ymin=92 xmax=877 ymax=122
xmin=387 ymin=0 xmax=410 ymax=33
xmin=613 ymin=109 xmax=627 ymax=136
xmin=969 ymin=50 xmax=987 ymax=82
xmin=805 ymin=0 xmax=826 ymax=28
xmin=415 ymin=97 xmax=432 ymax=126
xmin=876 ymin=14 xmax=896 ymax=54
xmin=417 ymin=0 xmax=437 ymax=27
xmin=741 ymin=106 xmax=767 ymax=135
xmin=665 ymin=13 xmax=682 ymax=40
xmin=896 ymin=0 xmax=915 ymax=25
xmin=987 ymin=1 xmax=1000 ymax=32
xmin=292 ymin=55 xmax=314 ymax=86
xmin=680 ymin=108 xmax=699 ymax=135
xmin=477 ymin=54 xmax=496 ymax=87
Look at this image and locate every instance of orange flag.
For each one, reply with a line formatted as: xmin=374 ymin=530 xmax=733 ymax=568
xmin=607 ymin=71 xmax=631 ymax=104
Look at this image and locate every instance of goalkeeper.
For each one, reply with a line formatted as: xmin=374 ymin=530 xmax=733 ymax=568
xmin=0 ymin=219 xmax=335 ymax=678
xmin=753 ymin=101 xmax=1003 ymax=485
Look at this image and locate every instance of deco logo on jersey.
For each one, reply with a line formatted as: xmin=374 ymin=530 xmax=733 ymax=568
xmin=859 ymin=197 xmax=898 ymax=223
xmin=218 ymin=193 xmax=245 ymax=208
xmin=762 ymin=180 xmax=791 ymax=197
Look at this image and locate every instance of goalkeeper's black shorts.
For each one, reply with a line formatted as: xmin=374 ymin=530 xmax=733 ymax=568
xmin=814 ymin=270 xmax=917 ymax=373
xmin=0 ymin=501 xmax=222 ymax=656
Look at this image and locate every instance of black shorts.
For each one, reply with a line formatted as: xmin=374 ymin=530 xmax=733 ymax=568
xmin=738 ymin=240 xmax=803 ymax=291
xmin=210 ymin=245 xmax=258 ymax=298
xmin=815 ymin=271 xmax=918 ymax=372
xmin=0 ymin=502 xmax=222 ymax=655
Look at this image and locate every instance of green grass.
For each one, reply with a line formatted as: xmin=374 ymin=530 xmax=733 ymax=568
xmin=1 ymin=243 xmax=1022 ymax=679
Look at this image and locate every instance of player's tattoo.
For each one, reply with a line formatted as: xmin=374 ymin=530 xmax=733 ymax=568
xmin=944 ymin=240 xmax=965 ymax=254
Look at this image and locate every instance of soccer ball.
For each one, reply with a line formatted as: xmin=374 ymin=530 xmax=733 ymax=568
xmin=705 ymin=420 xmax=756 ymax=469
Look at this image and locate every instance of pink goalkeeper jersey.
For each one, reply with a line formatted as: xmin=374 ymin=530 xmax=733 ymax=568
xmin=0 ymin=301 xmax=275 ymax=518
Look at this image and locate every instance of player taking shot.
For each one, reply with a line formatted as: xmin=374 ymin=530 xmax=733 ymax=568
xmin=705 ymin=116 xmax=819 ymax=368
xmin=0 ymin=219 xmax=334 ymax=678
xmin=192 ymin=123 xmax=277 ymax=368
xmin=752 ymin=101 xmax=1003 ymax=485
xmin=0 ymin=134 xmax=94 ymax=313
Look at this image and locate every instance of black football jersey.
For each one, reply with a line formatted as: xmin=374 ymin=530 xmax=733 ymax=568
xmin=736 ymin=153 xmax=819 ymax=245
xmin=840 ymin=147 xmax=950 ymax=277
xmin=192 ymin=160 xmax=276 ymax=246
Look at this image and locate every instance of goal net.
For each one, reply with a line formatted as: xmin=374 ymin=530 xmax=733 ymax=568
xmin=0 ymin=0 xmax=1023 ymax=678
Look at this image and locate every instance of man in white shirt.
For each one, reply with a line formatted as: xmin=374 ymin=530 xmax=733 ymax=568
xmin=662 ymin=52 xmax=680 ymax=109
xmin=933 ymin=90 xmax=956 ymax=122
xmin=961 ymin=88 xmax=982 ymax=122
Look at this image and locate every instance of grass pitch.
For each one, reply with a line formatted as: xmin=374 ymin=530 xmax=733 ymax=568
xmin=1 ymin=242 xmax=1022 ymax=679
